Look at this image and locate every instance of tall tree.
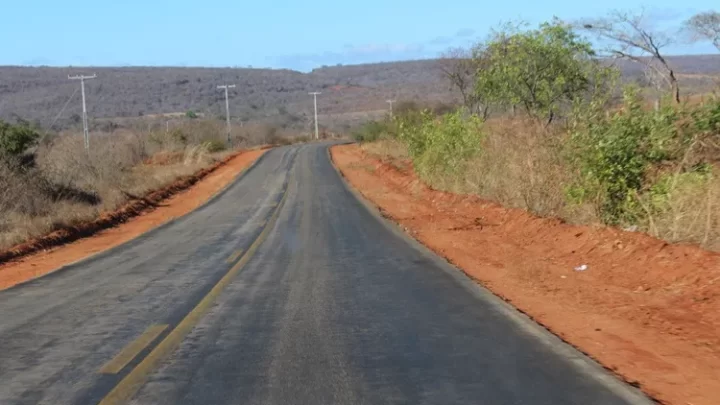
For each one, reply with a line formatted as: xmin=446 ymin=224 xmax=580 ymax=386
xmin=685 ymin=11 xmax=720 ymax=51
xmin=580 ymin=10 xmax=681 ymax=103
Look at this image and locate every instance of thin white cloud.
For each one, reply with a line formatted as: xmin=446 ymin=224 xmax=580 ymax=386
xmin=455 ymin=28 xmax=476 ymax=38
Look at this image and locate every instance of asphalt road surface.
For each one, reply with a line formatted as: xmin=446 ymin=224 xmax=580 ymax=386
xmin=0 ymin=143 xmax=652 ymax=405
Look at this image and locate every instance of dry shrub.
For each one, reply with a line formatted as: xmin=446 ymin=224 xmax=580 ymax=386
xmin=0 ymin=160 xmax=49 ymax=218
xmin=359 ymin=118 xmax=572 ymax=218
xmin=639 ymin=171 xmax=720 ymax=250
xmin=0 ymin=121 xmax=236 ymax=252
xmin=458 ymin=118 xmax=573 ymax=218
xmin=361 ymin=139 xmax=409 ymax=162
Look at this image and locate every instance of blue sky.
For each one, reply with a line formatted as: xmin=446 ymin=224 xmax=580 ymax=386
xmin=2 ymin=0 xmax=717 ymax=71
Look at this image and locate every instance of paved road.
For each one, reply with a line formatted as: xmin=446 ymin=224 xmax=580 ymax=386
xmin=0 ymin=143 xmax=650 ymax=405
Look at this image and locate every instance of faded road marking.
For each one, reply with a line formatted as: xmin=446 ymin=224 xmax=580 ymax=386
xmin=225 ymin=249 xmax=244 ymax=264
xmin=99 ymin=325 xmax=168 ymax=375
xmin=98 ymin=182 xmax=291 ymax=405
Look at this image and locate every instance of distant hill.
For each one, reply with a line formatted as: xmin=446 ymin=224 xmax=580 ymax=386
xmin=0 ymin=55 xmax=718 ymax=132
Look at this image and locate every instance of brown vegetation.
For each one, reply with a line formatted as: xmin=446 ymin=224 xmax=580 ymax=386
xmin=0 ymin=119 xmax=294 ymax=255
xmin=0 ymin=149 xmax=257 ymax=264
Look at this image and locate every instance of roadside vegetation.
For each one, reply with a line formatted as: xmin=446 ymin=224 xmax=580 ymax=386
xmin=0 ymin=117 xmax=309 ymax=251
xmin=353 ymin=10 xmax=720 ymax=250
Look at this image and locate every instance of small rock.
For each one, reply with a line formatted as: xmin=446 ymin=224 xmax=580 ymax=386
xmin=623 ymin=225 xmax=639 ymax=232
xmin=574 ymin=264 xmax=588 ymax=272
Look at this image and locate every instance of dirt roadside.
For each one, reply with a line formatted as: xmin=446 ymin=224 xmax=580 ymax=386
xmin=331 ymin=144 xmax=720 ymax=405
xmin=0 ymin=148 xmax=267 ymax=291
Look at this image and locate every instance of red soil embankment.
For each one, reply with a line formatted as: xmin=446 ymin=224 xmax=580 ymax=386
xmin=0 ymin=148 xmax=267 ymax=290
xmin=331 ymin=143 xmax=720 ymax=405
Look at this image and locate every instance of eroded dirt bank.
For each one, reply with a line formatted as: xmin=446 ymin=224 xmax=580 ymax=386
xmin=331 ymin=143 xmax=720 ymax=405
xmin=0 ymin=148 xmax=267 ymax=290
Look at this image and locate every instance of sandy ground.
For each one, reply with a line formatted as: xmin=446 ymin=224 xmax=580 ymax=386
xmin=331 ymin=144 xmax=720 ymax=405
xmin=0 ymin=148 xmax=266 ymax=291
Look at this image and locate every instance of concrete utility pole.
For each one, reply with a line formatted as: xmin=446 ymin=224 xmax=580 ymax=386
xmin=68 ymin=74 xmax=96 ymax=152
xmin=217 ymin=84 xmax=236 ymax=145
xmin=309 ymin=92 xmax=321 ymax=140
xmin=386 ymin=99 xmax=396 ymax=117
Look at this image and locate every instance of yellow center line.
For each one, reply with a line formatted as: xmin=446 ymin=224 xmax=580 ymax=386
xmin=99 ymin=325 xmax=169 ymax=375
xmin=98 ymin=183 xmax=291 ymax=405
xmin=225 ymin=249 xmax=244 ymax=264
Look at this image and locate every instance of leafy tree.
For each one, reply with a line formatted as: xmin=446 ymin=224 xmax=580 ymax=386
xmin=476 ymin=20 xmax=605 ymax=124
xmin=0 ymin=119 xmax=40 ymax=157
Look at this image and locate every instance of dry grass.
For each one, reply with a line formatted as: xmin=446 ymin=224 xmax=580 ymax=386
xmin=461 ymin=118 xmax=574 ymax=218
xmin=361 ymin=139 xmax=409 ymax=162
xmin=361 ymin=119 xmax=579 ymax=220
xmin=0 ymin=120 xmax=283 ymax=251
xmin=360 ymin=113 xmax=720 ymax=252
xmin=638 ymin=172 xmax=720 ymax=251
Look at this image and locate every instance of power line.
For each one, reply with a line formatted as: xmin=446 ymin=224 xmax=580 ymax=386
xmin=217 ymin=84 xmax=236 ymax=146
xmin=309 ymin=92 xmax=321 ymax=140
xmin=68 ymin=74 xmax=97 ymax=152
xmin=49 ymin=87 xmax=78 ymax=129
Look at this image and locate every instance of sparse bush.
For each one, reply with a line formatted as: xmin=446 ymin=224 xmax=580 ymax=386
xmin=0 ymin=116 xmax=259 ymax=251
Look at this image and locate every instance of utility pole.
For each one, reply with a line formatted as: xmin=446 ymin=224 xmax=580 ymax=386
xmin=217 ymin=84 xmax=236 ymax=146
xmin=309 ymin=92 xmax=321 ymax=140
xmin=68 ymin=74 xmax=96 ymax=152
xmin=386 ymin=99 xmax=396 ymax=117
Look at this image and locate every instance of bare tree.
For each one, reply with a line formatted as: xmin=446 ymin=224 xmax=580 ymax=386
xmin=581 ymin=10 xmax=681 ymax=103
xmin=437 ymin=47 xmax=488 ymax=118
xmin=685 ymin=11 xmax=720 ymax=51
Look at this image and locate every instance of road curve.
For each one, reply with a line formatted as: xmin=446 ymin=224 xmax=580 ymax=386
xmin=0 ymin=143 xmax=651 ymax=405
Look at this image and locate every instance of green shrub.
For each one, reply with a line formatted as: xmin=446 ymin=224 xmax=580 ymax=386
xmin=567 ymin=87 xmax=700 ymax=225
xmin=352 ymin=120 xmax=396 ymax=142
xmin=0 ymin=119 xmax=40 ymax=157
xmin=398 ymin=110 xmax=484 ymax=180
